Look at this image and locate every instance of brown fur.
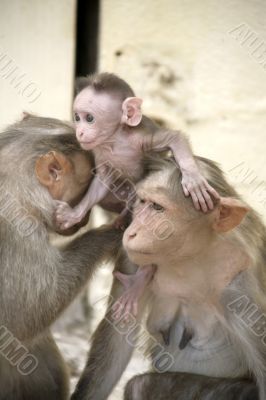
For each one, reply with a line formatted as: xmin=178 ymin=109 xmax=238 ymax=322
xmin=75 ymin=72 xmax=135 ymax=100
xmin=72 ymin=156 xmax=266 ymax=400
xmin=0 ymin=115 xmax=122 ymax=399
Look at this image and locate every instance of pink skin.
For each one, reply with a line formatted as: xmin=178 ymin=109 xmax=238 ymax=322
xmin=112 ymin=264 xmax=156 ymax=321
xmin=55 ymin=87 xmax=219 ymax=230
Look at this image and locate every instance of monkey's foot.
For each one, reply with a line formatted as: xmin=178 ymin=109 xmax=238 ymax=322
xmin=112 ymin=265 xmax=156 ymax=321
xmin=113 ymin=212 xmax=131 ymax=231
xmin=55 ymin=201 xmax=83 ymax=230
xmin=113 ymin=206 xmax=132 ymax=230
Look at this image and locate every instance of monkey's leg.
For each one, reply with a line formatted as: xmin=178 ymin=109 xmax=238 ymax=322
xmin=112 ymin=264 xmax=156 ymax=320
xmin=0 ymin=333 xmax=69 ymax=400
xmin=124 ymin=372 xmax=258 ymax=400
xmin=113 ymin=207 xmax=132 ymax=230
xmin=112 ymin=191 xmax=136 ymax=230
xmin=71 ymin=252 xmax=148 ymax=400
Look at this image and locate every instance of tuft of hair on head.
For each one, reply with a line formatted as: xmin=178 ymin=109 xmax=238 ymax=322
xmin=75 ymin=72 xmax=135 ymax=100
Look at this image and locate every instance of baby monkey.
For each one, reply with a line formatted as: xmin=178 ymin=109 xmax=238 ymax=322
xmin=55 ymin=72 xmax=219 ymax=318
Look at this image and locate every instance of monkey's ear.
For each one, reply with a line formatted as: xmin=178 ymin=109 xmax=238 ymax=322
xmin=35 ymin=151 xmax=72 ymax=188
xmin=22 ymin=111 xmax=31 ymax=120
xmin=213 ymin=197 xmax=249 ymax=233
xmin=121 ymin=97 xmax=143 ymax=126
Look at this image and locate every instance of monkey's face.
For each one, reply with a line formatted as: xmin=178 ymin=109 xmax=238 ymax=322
xmin=123 ymin=171 xmax=202 ymax=266
xmin=73 ymin=88 xmax=122 ymax=150
xmin=123 ymin=170 xmax=249 ymax=267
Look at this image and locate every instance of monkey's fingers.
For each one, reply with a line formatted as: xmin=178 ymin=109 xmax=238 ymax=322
xmin=181 ymin=182 xmax=189 ymax=197
xmin=54 ymin=200 xmax=68 ymax=207
xmin=190 ymin=191 xmax=201 ymax=211
xmin=61 ymin=222 xmax=72 ymax=230
xmin=195 ymin=189 xmax=208 ymax=213
xmin=111 ymin=300 xmax=124 ymax=320
xmin=123 ymin=297 xmax=136 ymax=317
xmin=132 ymin=301 xmax=138 ymax=317
xmin=200 ymin=189 xmax=214 ymax=211
xmin=204 ymin=182 xmax=220 ymax=200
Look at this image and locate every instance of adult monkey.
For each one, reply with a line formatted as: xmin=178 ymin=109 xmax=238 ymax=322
xmin=0 ymin=114 xmax=122 ymax=400
xmin=72 ymin=156 xmax=265 ymax=400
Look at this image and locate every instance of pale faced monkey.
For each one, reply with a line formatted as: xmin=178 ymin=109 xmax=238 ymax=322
xmin=55 ymin=72 xmax=220 ymax=319
xmin=71 ymin=156 xmax=266 ymax=400
xmin=0 ymin=115 xmax=122 ymax=400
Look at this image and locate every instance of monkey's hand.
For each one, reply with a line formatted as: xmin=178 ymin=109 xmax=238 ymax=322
xmin=55 ymin=201 xmax=85 ymax=230
xmin=112 ymin=265 xmax=156 ymax=321
xmin=181 ymin=169 xmax=220 ymax=212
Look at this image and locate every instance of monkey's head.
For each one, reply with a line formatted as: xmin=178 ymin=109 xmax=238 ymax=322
xmin=123 ymin=158 xmax=249 ymax=266
xmin=1 ymin=114 xmax=94 ymax=236
xmin=73 ymin=73 xmax=143 ymax=150
xmin=35 ymin=144 xmax=93 ymax=235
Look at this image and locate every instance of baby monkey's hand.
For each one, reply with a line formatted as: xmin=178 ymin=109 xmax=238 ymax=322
xmin=181 ymin=169 xmax=220 ymax=212
xmin=55 ymin=201 xmax=83 ymax=230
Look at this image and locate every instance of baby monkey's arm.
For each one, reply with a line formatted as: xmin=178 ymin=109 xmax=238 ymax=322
xmin=147 ymin=129 xmax=219 ymax=212
xmin=55 ymin=175 xmax=109 ymax=230
xmin=112 ymin=264 xmax=156 ymax=320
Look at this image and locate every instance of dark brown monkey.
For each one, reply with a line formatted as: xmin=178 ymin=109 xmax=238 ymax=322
xmin=72 ymin=156 xmax=265 ymax=400
xmin=0 ymin=115 xmax=122 ymax=400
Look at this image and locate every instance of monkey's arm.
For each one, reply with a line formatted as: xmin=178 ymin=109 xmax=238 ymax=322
xmin=71 ymin=252 xmax=147 ymax=400
xmin=55 ymin=175 xmax=110 ymax=230
xmin=112 ymin=264 xmax=156 ymax=320
xmin=124 ymin=372 xmax=257 ymax=400
xmin=144 ymin=129 xmax=219 ymax=212
xmin=1 ymin=225 xmax=122 ymax=341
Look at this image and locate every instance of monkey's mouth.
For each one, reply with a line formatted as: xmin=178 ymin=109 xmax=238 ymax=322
xmin=126 ymin=247 xmax=153 ymax=256
xmin=80 ymin=141 xmax=94 ymax=145
xmin=79 ymin=141 xmax=97 ymax=149
xmin=136 ymin=250 xmax=153 ymax=255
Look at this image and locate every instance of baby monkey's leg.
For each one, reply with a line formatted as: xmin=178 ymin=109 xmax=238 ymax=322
xmin=112 ymin=264 xmax=156 ymax=320
xmin=113 ymin=187 xmax=136 ymax=230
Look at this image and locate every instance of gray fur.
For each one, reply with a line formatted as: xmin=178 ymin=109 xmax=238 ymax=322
xmin=0 ymin=115 xmax=122 ymax=399
xmin=72 ymin=155 xmax=266 ymax=400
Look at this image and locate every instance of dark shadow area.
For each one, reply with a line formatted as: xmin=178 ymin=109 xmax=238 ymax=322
xmin=75 ymin=0 xmax=100 ymax=77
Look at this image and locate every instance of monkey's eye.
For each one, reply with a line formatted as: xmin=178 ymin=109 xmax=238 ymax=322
xmin=74 ymin=113 xmax=80 ymax=122
xmin=151 ymin=202 xmax=164 ymax=212
xmin=86 ymin=114 xmax=95 ymax=124
xmin=139 ymin=198 xmax=146 ymax=204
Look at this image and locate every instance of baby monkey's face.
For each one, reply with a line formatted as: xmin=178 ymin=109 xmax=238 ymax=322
xmin=73 ymin=87 xmax=122 ymax=150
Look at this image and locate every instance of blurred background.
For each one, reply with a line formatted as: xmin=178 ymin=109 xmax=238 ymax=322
xmin=1 ymin=0 xmax=266 ymax=398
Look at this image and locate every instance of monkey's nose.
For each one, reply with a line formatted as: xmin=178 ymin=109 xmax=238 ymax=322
xmin=128 ymin=232 xmax=137 ymax=239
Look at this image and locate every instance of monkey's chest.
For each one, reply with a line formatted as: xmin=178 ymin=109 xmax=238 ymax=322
xmin=94 ymin=146 xmax=143 ymax=181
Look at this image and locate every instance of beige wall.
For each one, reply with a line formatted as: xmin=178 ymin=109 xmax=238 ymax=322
xmin=0 ymin=0 xmax=76 ymax=130
xmin=99 ymin=0 xmax=266 ymax=220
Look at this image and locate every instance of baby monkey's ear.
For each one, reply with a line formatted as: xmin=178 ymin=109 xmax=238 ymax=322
xmin=121 ymin=97 xmax=143 ymax=127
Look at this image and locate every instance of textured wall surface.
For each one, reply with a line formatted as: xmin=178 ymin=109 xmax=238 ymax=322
xmin=0 ymin=0 xmax=76 ymax=130
xmin=99 ymin=0 xmax=266 ymax=220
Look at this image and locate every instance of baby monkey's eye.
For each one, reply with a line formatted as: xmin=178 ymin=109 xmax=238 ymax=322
xmin=151 ymin=202 xmax=164 ymax=212
xmin=74 ymin=113 xmax=80 ymax=122
xmin=86 ymin=114 xmax=95 ymax=124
